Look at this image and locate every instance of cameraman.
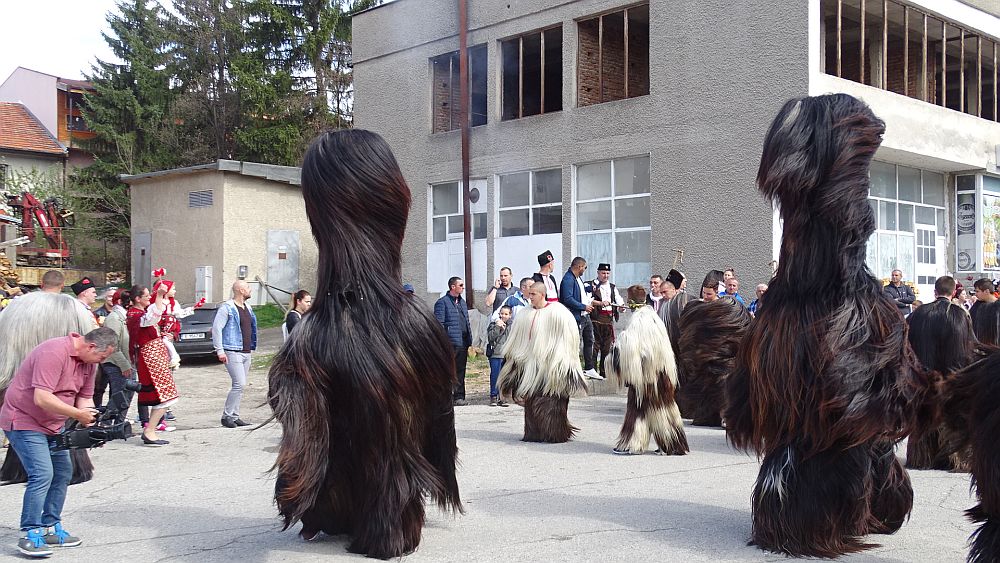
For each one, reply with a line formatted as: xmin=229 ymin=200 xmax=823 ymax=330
xmin=0 ymin=328 xmax=116 ymax=557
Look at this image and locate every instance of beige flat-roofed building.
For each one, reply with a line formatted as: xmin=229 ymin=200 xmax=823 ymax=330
xmin=123 ymin=160 xmax=315 ymax=305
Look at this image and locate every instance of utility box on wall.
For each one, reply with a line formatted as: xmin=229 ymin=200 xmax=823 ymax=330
xmin=195 ymin=266 xmax=213 ymax=303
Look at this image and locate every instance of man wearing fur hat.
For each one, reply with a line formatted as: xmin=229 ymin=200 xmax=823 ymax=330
xmin=532 ymin=250 xmax=560 ymax=303
xmin=585 ymin=263 xmax=623 ymax=379
xmin=70 ymin=278 xmax=99 ymax=330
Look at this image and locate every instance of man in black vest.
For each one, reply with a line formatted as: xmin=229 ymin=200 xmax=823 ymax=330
xmin=585 ymin=263 xmax=623 ymax=378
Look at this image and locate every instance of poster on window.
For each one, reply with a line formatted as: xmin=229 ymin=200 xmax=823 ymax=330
xmin=983 ymin=193 xmax=1000 ymax=271
xmin=957 ymin=193 xmax=977 ymax=271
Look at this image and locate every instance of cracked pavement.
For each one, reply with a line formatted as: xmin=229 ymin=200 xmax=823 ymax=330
xmin=0 ymin=330 xmax=977 ymax=561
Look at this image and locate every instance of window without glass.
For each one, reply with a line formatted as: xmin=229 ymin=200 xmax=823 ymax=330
xmin=821 ymin=0 xmax=999 ymax=121
xmin=577 ymin=4 xmax=649 ymax=107
xmin=431 ymin=45 xmax=488 ymax=133
xmin=498 ymin=169 xmax=563 ymax=237
xmin=501 ymin=27 xmax=563 ymax=120
xmin=430 ymin=182 xmax=486 ymax=242
xmin=575 ymin=156 xmax=651 ymax=287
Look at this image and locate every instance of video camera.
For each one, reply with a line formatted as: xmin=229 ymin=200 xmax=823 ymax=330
xmin=50 ymin=379 xmax=141 ymax=451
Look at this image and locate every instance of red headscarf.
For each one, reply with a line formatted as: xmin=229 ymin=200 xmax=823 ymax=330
xmin=152 ymin=279 xmax=177 ymax=312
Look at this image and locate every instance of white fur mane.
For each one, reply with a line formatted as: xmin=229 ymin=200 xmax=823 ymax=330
xmin=610 ymin=305 xmax=677 ymax=404
xmin=498 ymin=302 xmax=587 ymax=398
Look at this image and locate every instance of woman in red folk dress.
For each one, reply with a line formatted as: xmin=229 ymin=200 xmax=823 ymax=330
xmin=125 ymin=284 xmax=179 ymax=446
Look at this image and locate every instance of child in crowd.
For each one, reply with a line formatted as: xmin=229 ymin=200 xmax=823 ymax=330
xmin=486 ymin=305 xmax=512 ymax=407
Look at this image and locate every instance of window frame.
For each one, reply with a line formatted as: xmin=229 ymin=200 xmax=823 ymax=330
xmin=500 ymin=24 xmax=564 ymax=121
xmin=429 ymin=180 xmax=487 ymax=243
xmin=496 ymin=167 xmax=564 ymax=237
xmin=430 ymin=44 xmax=488 ymax=134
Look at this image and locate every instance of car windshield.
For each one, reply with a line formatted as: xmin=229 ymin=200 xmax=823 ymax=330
xmin=184 ymin=308 xmax=217 ymax=326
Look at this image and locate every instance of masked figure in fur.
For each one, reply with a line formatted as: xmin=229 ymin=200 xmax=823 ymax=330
xmin=724 ymin=94 xmax=930 ymax=558
xmin=607 ymin=285 xmax=688 ymax=455
xmin=498 ymin=282 xmax=588 ymax=443
xmin=266 ymin=130 xmax=461 ymax=559
xmin=0 ymin=292 xmax=98 ymax=485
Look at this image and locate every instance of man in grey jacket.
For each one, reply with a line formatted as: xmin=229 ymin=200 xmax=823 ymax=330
xmin=98 ymin=288 xmax=135 ymax=417
xmin=883 ymin=269 xmax=916 ymax=314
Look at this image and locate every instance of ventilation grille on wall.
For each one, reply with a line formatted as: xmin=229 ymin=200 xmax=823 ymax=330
xmin=188 ymin=190 xmax=214 ymax=208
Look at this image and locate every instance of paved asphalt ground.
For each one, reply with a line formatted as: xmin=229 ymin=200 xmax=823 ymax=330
xmin=0 ymin=328 xmax=977 ymax=562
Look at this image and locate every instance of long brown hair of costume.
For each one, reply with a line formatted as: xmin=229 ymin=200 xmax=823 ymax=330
xmin=266 ymin=129 xmax=461 ymax=559
xmin=723 ymin=94 xmax=932 ymax=558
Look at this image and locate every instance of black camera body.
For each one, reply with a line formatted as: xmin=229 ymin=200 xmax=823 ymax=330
xmin=50 ymin=378 xmax=141 ymax=451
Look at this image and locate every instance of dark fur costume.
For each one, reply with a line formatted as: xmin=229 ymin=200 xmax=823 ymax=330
xmin=973 ymin=300 xmax=1000 ymax=345
xmin=905 ymin=297 xmax=976 ymax=471
xmin=676 ymin=296 xmax=751 ymax=427
xmin=497 ymin=301 xmax=588 ymax=443
xmin=1 ymin=292 xmax=97 ymax=486
xmin=724 ymin=94 xmax=931 ymax=558
xmin=266 ymin=130 xmax=461 ymax=559
xmin=607 ymin=296 xmax=688 ymax=455
xmin=660 ymin=292 xmax=693 ymax=414
xmin=942 ymin=350 xmax=1000 ymax=563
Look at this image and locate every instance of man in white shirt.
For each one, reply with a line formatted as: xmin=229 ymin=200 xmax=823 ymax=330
xmin=532 ymin=250 xmax=560 ymax=303
xmin=585 ymin=263 xmax=624 ymax=379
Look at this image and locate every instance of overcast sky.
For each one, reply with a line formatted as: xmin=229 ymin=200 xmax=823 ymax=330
xmin=0 ymin=1 xmax=123 ymax=82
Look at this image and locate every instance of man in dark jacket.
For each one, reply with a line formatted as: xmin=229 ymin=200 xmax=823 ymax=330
xmin=434 ymin=276 xmax=472 ymax=406
xmin=883 ymin=269 xmax=916 ymax=315
xmin=559 ymin=257 xmax=602 ymax=380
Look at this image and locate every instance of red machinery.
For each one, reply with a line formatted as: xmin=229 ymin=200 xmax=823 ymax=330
xmin=5 ymin=191 xmax=73 ymax=266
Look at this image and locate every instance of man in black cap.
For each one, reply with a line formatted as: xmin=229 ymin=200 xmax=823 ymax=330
xmin=532 ymin=250 xmax=560 ymax=303
xmin=585 ymin=263 xmax=623 ymax=378
xmin=70 ymin=278 xmax=98 ymax=329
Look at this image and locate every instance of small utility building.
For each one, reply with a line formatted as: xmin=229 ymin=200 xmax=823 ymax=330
xmin=124 ymin=160 xmax=315 ymax=305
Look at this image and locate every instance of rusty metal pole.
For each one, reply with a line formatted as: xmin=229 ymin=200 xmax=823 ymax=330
xmin=458 ymin=0 xmax=474 ymax=308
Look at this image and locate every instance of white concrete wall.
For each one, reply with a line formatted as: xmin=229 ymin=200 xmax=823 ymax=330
xmin=0 ymin=69 xmax=58 ymax=136
xmin=0 ymin=152 xmax=64 ymax=181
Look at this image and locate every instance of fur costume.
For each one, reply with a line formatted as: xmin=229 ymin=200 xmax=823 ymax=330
xmin=724 ymin=94 xmax=930 ymax=558
xmin=904 ymin=297 xmax=976 ymax=471
xmin=607 ymin=302 xmax=688 ymax=455
xmin=498 ymin=301 xmax=588 ymax=443
xmin=266 ymin=130 xmax=461 ymax=559
xmin=676 ymin=296 xmax=751 ymax=427
xmin=941 ymin=350 xmax=1000 ymax=563
xmin=0 ymin=291 xmax=99 ymax=485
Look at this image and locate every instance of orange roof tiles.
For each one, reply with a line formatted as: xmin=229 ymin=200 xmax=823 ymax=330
xmin=0 ymin=102 xmax=66 ymax=156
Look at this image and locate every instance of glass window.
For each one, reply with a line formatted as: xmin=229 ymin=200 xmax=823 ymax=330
xmin=985 ymin=176 xmax=1000 ymax=195
xmin=432 ymin=217 xmax=447 ymax=242
xmin=614 ymin=156 xmax=650 ymax=196
xmin=898 ymin=234 xmax=914 ymax=278
xmin=499 ymin=209 xmax=529 ymax=237
xmin=578 ymin=233 xmax=612 ymax=271
xmin=615 ymin=230 xmax=652 ymax=283
xmin=577 ymin=161 xmax=612 ymax=200
xmin=578 ymin=201 xmax=613 ymax=231
xmin=923 ymin=171 xmax=945 ymax=206
xmin=447 ymin=215 xmax=464 ymax=234
xmin=897 ymin=166 xmax=920 ymax=202
xmin=879 ymin=233 xmax=897 ymax=278
xmin=500 ymin=173 xmax=529 ymax=207
xmin=958 ymin=175 xmax=977 ymax=191
xmin=614 ymin=196 xmax=650 ymax=228
xmin=433 ymin=183 xmax=459 ymax=215
xmin=533 ymin=169 xmax=562 ymax=204
xmin=533 ymin=206 xmax=562 ymax=234
xmin=879 ymin=201 xmax=897 ymax=230
xmin=898 ymin=204 xmax=913 ymax=232
xmin=937 ymin=209 xmax=945 ymax=237
xmin=870 ymin=161 xmax=897 ymax=199
xmin=915 ymin=205 xmax=936 ymax=225
xmin=473 ymin=213 xmax=486 ymax=239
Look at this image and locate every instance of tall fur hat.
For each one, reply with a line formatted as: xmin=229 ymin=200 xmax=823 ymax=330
xmin=70 ymin=277 xmax=95 ymax=295
xmin=667 ymin=269 xmax=685 ymax=290
xmin=537 ymin=250 xmax=554 ymax=267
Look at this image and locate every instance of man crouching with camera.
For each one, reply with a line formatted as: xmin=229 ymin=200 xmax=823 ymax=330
xmin=0 ymin=328 xmax=116 ymax=557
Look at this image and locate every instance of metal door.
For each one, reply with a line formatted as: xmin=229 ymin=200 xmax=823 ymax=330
xmin=195 ymin=266 xmax=213 ymax=303
xmin=133 ymin=232 xmax=151 ymax=290
xmin=266 ymin=230 xmax=300 ymax=305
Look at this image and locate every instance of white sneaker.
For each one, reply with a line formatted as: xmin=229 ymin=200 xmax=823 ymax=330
xmin=583 ymin=369 xmax=604 ymax=380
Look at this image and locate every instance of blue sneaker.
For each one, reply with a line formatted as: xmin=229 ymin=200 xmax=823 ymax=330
xmin=17 ymin=528 xmax=53 ymax=557
xmin=43 ymin=523 xmax=81 ymax=547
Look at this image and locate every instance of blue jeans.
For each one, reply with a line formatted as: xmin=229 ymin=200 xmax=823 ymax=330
xmin=6 ymin=429 xmax=72 ymax=531
xmin=489 ymin=358 xmax=503 ymax=397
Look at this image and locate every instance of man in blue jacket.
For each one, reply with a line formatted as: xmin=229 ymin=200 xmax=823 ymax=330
xmin=434 ymin=277 xmax=472 ymax=406
xmin=560 ymin=257 xmax=602 ymax=380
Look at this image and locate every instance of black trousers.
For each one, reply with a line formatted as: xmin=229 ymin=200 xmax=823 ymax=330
xmin=453 ymin=347 xmax=468 ymax=400
xmin=578 ymin=315 xmax=595 ymax=371
xmin=101 ymin=363 xmax=136 ymax=420
xmin=93 ymin=364 xmax=111 ymax=407
xmin=593 ymin=321 xmax=615 ymax=376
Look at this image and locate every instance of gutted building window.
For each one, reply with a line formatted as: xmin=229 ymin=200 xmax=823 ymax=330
xmin=430 ymin=181 xmax=486 ymax=242
xmin=822 ymin=0 xmax=998 ymax=121
xmin=497 ymin=169 xmax=562 ymax=237
xmin=431 ymin=45 xmax=488 ymax=133
xmin=577 ymin=4 xmax=649 ymax=107
xmin=575 ymin=156 xmax=650 ymax=287
xmin=188 ymin=190 xmax=214 ymax=208
xmin=501 ymin=27 xmax=563 ymax=120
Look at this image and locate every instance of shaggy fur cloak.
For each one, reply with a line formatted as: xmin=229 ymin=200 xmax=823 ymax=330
xmin=497 ymin=301 xmax=588 ymax=443
xmin=676 ymin=296 xmax=751 ymax=427
xmin=0 ymin=292 xmax=98 ymax=485
xmin=266 ymin=130 xmax=461 ymax=559
xmin=904 ymin=297 xmax=976 ymax=471
xmin=724 ymin=94 xmax=930 ymax=558
xmin=941 ymin=350 xmax=1000 ymax=563
xmin=607 ymin=304 xmax=688 ymax=455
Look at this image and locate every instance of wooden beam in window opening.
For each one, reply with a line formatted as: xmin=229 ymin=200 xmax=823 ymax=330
xmin=903 ymin=5 xmax=908 ymax=96
xmin=598 ymin=15 xmax=604 ymax=103
xmin=882 ymin=0 xmax=888 ymax=90
xmin=995 ymin=42 xmax=998 ymax=121
xmin=860 ymin=0 xmax=866 ymax=84
xmin=837 ymin=0 xmax=842 ymax=77
xmin=960 ymin=29 xmax=965 ymax=113
xmin=978 ymin=35 xmax=983 ymax=118
xmin=942 ymin=21 xmax=947 ymax=108
xmin=540 ymin=31 xmax=546 ymax=114
xmin=519 ymin=37 xmax=524 ymax=118
xmin=922 ymin=14 xmax=928 ymax=102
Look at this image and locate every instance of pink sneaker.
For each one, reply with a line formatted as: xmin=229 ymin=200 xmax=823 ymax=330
xmin=156 ymin=422 xmax=176 ymax=432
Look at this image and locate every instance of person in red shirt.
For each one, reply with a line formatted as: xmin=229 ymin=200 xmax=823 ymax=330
xmin=0 ymin=329 xmax=116 ymax=557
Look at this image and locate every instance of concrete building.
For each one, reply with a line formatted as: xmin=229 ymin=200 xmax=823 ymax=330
xmin=352 ymin=0 xmax=1000 ymax=303
xmin=123 ymin=160 xmax=315 ymax=306
xmin=0 ymin=67 xmax=96 ymax=169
